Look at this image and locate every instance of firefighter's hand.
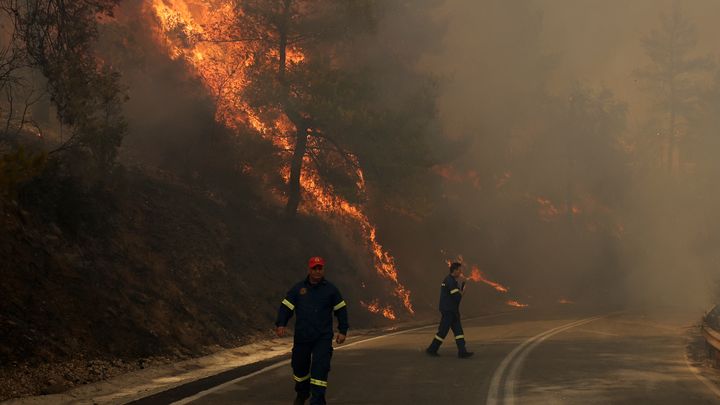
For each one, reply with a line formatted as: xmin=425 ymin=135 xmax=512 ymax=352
xmin=275 ymin=326 xmax=286 ymax=337
xmin=335 ymin=333 xmax=346 ymax=344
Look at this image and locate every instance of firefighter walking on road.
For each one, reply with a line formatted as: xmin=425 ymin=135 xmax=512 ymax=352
xmin=425 ymin=261 xmax=474 ymax=358
xmin=276 ymin=256 xmax=349 ymax=405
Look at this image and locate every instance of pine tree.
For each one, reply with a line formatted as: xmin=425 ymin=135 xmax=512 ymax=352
xmin=634 ymin=4 xmax=713 ymax=175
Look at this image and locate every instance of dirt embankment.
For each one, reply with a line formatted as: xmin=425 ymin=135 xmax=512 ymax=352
xmin=0 ymin=167 xmax=392 ymax=401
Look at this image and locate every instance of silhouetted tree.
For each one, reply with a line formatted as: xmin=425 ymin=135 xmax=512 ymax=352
xmin=518 ymin=83 xmax=627 ymax=229
xmin=562 ymin=85 xmax=627 ymax=216
xmin=634 ymin=4 xmax=713 ymax=175
xmin=688 ymin=70 xmax=720 ymax=180
xmin=0 ymin=0 xmax=126 ymax=174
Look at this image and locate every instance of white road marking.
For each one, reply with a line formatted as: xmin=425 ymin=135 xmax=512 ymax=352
xmin=486 ymin=315 xmax=606 ymax=405
xmin=171 ymin=312 xmax=514 ymax=404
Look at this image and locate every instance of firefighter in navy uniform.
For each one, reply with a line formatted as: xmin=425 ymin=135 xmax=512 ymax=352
xmin=276 ymin=256 xmax=349 ymax=405
xmin=425 ymin=261 xmax=474 ymax=358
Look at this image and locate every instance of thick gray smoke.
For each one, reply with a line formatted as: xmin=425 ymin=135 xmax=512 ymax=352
xmin=419 ymin=0 xmax=720 ymax=312
xmin=97 ymin=0 xmax=720 ymax=314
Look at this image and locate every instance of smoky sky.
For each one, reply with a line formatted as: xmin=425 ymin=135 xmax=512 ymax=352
xmin=420 ymin=0 xmax=720 ymax=311
xmin=430 ymin=0 xmax=720 ymax=135
xmin=99 ymin=0 xmax=720 ymax=313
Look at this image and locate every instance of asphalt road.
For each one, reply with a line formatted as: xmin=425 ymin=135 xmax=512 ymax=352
xmin=167 ymin=308 xmax=720 ymax=404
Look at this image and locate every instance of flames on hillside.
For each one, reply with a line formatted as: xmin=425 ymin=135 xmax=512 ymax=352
xmin=360 ymin=299 xmax=397 ymax=320
xmin=434 ymin=162 xmax=624 ymax=239
xmin=145 ymin=0 xmax=411 ymax=318
xmin=467 ymin=265 xmax=509 ymax=293
xmin=532 ymin=194 xmax=624 ymax=238
xmin=447 ymin=259 xmax=529 ymax=309
xmin=506 ymin=300 xmax=528 ymax=308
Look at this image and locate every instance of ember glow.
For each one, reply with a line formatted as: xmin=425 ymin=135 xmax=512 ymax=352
xmin=558 ymin=298 xmax=574 ymax=304
xmin=506 ymin=300 xmax=529 ymax=308
xmin=147 ymin=0 xmax=413 ymax=315
xmin=530 ymin=194 xmax=623 ymax=238
xmin=533 ymin=195 xmax=586 ymax=220
xmin=360 ymin=299 xmax=397 ymax=320
xmin=434 ymin=165 xmax=481 ymax=189
xmin=535 ymin=196 xmax=564 ymax=221
xmin=467 ymin=266 xmax=509 ymax=293
xmin=495 ymin=171 xmax=512 ymax=189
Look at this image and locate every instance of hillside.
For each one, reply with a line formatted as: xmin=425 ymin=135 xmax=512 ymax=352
xmin=0 ymin=166 xmax=397 ymax=400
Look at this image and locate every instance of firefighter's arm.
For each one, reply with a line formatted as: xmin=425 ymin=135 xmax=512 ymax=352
xmin=458 ymin=273 xmax=467 ymax=294
xmin=275 ymin=286 xmax=298 ymax=336
xmin=449 ymin=277 xmax=463 ymax=302
xmin=332 ymin=288 xmax=349 ymax=343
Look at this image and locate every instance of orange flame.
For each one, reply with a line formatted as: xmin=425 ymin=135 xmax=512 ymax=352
xmin=467 ymin=266 xmax=508 ymax=293
xmin=557 ymin=298 xmax=574 ymax=305
xmin=506 ymin=300 xmax=528 ymax=308
xmin=360 ymin=299 xmax=397 ymax=320
xmin=535 ymin=196 xmax=562 ymax=221
xmin=147 ymin=0 xmax=413 ymax=315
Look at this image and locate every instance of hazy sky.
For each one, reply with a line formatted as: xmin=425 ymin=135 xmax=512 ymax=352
xmin=430 ymin=0 xmax=720 ymax=136
xmin=539 ymin=0 xmax=720 ymax=115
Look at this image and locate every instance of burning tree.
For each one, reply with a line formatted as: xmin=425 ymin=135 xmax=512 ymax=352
xmin=145 ymin=0 xmax=442 ymax=316
xmin=231 ymin=0 xmax=438 ymax=217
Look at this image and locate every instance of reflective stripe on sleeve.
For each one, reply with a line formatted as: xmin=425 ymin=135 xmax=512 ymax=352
xmin=450 ymin=288 xmax=460 ymax=294
xmin=282 ymin=299 xmax=295 ymax=310
xmin=310 ymin=378 xmax=328 ymax=387
xmin=333 ymin=300 xmax=347 ymax=311
xmin=294 ymin=374 xmax=310 ymax=382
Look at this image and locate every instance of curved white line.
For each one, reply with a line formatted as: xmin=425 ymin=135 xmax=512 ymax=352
xmin=486 ymin=315 xmax=605 ymax=405
xmin=504 ymin=316 xmax=604 ymax=405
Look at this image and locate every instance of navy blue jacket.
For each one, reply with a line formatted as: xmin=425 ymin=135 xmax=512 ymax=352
xmin=276 ymin=277 xmax=349 ymax=342
xmin=439 ymin=274 xmax=464 ymax=312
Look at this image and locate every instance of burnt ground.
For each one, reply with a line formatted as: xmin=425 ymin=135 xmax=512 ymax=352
xmin=0 ymin=166 xmax=406 ymax=400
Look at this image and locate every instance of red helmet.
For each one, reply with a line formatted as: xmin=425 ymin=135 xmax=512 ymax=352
xmin=308 ymin=256 xmax=326 ymax=268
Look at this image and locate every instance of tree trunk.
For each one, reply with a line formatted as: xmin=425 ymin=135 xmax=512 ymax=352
xmin=275 ymin=0 xmax=311 ymax=217
xmin=285 ymin=127 xmax=308 ymax=217
xmin=278 ymin=0 xmax=291 ymax=82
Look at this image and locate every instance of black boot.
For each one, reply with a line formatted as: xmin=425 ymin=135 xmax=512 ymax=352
xmin=426 ymin=336 xmax=442 ymax=356
xmin=458 ymin=351 xmax=474 ymax=359
xmin=294 ymin=391 xmax=310 ymax=405
xmin=309 ymin=392 xmax=326 ymax=405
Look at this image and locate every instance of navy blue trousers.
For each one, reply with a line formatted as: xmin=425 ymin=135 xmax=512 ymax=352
xmin=427 ymin=310 xmax=467 ymax=353
xmin=291 ymin=338 xmax=333 ymax=405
